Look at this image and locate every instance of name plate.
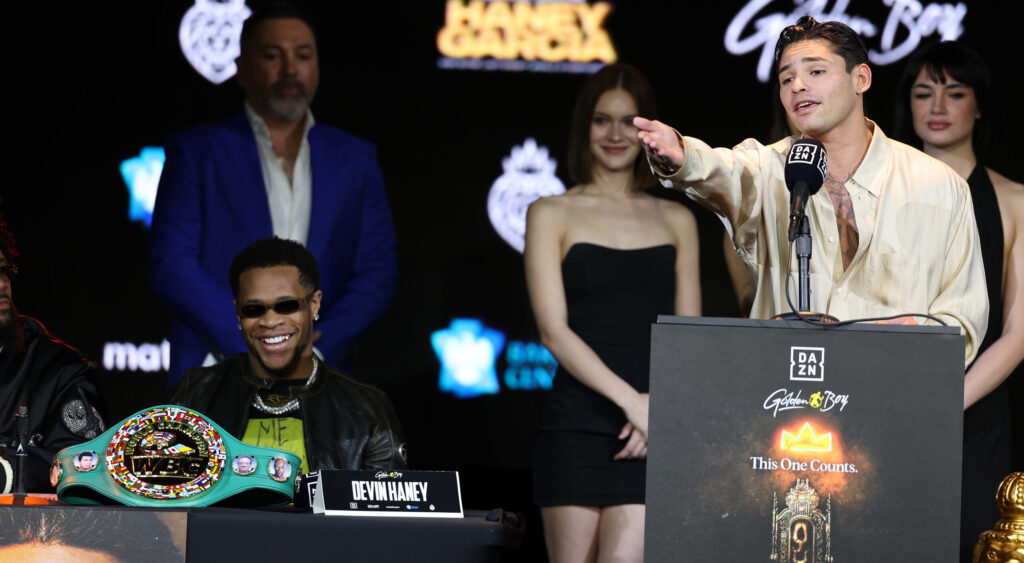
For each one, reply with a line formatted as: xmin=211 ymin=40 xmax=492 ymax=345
xmin=303 ymin=470 xmax=463 ymax=518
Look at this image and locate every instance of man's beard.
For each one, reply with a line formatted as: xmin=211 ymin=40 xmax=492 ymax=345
xmin=0 ymin=300 xmax=24 ymax=352
xmin=266 ymin=79 xmax=316 ymax=122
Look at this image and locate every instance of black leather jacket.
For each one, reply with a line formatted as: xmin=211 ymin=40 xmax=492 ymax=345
xmin=0 ymin=316 xmax=105 ymax=492
xmin=168 ymin=355 xmax=407 ymax=472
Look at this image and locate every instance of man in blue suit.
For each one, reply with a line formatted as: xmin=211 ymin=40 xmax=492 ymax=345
xmin=150 ymin=4 xmax=397 ymax=385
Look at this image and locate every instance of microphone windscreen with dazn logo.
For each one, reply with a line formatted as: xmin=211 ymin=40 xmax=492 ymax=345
xmin=785 ymin=138 xmax=827 ymax=241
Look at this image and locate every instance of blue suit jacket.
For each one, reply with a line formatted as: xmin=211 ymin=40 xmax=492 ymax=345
xmin=150 ymin=111 xmax=397 ymax=384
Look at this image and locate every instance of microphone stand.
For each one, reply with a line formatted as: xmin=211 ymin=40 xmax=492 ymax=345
xmin=14 ymin=405 xmax=28 ymax=495
xmin=797 ymin=215 xmax=812 ymax=312
xmin=774 ymin=215 xmax=838 ymax=323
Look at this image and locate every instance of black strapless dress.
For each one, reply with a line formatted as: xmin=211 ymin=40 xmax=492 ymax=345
xmin=960 ymin=166 xmax=1016 ymax=563
xmin=533 ymin=242 xmax=676 ymax=506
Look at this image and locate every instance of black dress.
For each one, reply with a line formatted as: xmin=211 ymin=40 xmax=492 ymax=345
xmin=533 ymin=243 xmax=676 ymax=506
xmin=960 ymin=166 xmax=1016 ymax=563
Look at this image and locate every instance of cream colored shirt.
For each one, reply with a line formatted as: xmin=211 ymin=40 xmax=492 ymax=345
xmin=659 ymin=122 xmax=988 ymax=364
xmin=244 ymin=103 xmax=314 ymax=245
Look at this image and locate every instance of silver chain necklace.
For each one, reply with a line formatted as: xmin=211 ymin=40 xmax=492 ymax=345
xmin=252 ymin=357 xmax=319 ymax=415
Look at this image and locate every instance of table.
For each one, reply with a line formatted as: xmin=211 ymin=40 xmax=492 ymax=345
xmin=0 ymin=504 xmax=523 ymax=562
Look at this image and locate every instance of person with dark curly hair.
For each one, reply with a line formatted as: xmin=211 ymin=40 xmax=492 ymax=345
xmin=0 ymin=215 xmax=105 ymax=494
xmin=634 ymin=17 xmax=988 ymax=364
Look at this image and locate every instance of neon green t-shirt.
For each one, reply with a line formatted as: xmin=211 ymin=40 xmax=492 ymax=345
xmin=243 ymin=380 xmax=311 ymax=474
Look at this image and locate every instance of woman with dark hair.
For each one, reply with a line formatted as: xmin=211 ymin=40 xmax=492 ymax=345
xmin=895 ymin=41 xmax=1023 ymax=563
xmin=525 ymin=64 xmax=701 ymax=562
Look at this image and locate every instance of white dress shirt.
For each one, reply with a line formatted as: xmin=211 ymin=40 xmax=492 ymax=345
xmin=244 ymin=103 xmax=314 ymax=245
xmin=658 ymin=121 xmax=988 ymax=364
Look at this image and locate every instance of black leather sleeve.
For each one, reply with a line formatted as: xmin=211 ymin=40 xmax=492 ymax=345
xmin=362 ymin=394 xmax=408 ymax=470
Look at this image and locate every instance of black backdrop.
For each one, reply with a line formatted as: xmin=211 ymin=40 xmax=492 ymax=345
xmin=4 ymin=1 xmax=1022 ymax=559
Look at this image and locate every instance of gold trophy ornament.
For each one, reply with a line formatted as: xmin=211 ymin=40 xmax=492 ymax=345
xmin=770 ymin=479 xmax=833 ymax=562
xmin=973 ymin=472 xmax=1024 ymax=563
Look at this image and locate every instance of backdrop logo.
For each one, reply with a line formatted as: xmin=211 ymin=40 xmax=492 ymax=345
xmin=432 ymin=318 xmax=505 ymax=398
xmin=504 ymin=341 xmax=556 ymax=390
xmin=724 ymin=0 xmax=967 ymax=83
xmin=104 ymin=340 xmax=171 ymax=373
xmin=437 ymin=0 xmax=616 ymax=73
xmin=488 ymin=138 xmax=566 ymax=253
xmin=120 ymin=147 xmax=166 ymax=228
xmin=790 ymin=346 xmax=824 ymax=381
xmin=180 ymin=0 xmax=252 ymax=84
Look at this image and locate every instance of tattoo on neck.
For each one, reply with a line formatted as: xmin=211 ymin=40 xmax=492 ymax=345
xmin=824 ymin=171 xmax=852 ymax=192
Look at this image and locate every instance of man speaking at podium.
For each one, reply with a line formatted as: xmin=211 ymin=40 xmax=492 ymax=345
xmin=635 ymin=16 xmax=988 ymax=364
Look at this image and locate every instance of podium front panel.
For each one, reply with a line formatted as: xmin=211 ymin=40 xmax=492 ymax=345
xmin=646 ymin=317 xmax=963 ymax=561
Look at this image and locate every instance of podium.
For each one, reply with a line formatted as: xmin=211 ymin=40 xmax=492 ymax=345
xmin=645 ymin=316 xmax=964 ymax=561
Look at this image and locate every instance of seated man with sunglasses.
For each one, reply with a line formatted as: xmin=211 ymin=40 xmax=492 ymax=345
xmin=169 ymin=237 xmax=407 ymax=474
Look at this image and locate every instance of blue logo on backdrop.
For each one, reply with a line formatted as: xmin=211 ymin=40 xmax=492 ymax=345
xmin=432 ymin=319 xmax=505 ymax=398
xmin=504 ymin=341 xmax=556 ymax=390
xmin=120 ymin=147 xmax=166 ymax=227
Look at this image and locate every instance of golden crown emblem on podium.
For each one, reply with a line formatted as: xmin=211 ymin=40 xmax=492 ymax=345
xmin=780 ymin=422 xmax=832 ymax=453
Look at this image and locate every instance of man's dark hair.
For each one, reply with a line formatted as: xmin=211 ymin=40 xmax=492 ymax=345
xmin=567 ymin=63 xmax=658 ymax=188
xmin=893 ymin=41 xmax=994 ymax=157
xmin=229 ymin=237 xmax=321 ymax=298
xmin=773 ymin=16 xmax=868 ymax=77
xmin=0 ymin=507 xmax=181 ymax=562
xmin=239 ymin=1 xmax=317 ymax=50
xmin=0 ymin=214 xmax=18 ymax=270
xmin=80 ymin=452 xmax=95 ymax=459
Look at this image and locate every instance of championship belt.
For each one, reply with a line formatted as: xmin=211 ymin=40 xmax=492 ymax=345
xmin=53 ymin=405 xmax=301 ymax=507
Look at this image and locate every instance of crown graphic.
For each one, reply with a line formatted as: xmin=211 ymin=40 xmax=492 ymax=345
xmin=502 ymin=138 xmax=557 ymax=176
xmin=780 ymin=422 xmax=832 ymax=452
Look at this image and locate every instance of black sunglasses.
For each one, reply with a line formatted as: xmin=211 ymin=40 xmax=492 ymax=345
xmin=0 ymin=264 xmax=17 ymax=280
xmin=237 ymin=293 xmax=315 ymax=319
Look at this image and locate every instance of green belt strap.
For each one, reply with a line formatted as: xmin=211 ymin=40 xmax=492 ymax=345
xmin=54 ymin=405 xmax=301 ymax=507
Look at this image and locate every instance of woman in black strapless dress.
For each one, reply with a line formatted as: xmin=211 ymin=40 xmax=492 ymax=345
xmin=524 ymin=64 xmax=701 ymax=562
xmin=896 ymin=42 xmax=1024 ymax=563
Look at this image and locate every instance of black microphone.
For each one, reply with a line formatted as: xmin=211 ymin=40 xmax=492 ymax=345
xmin=784 ymin=138 xmax=827 ymax=241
